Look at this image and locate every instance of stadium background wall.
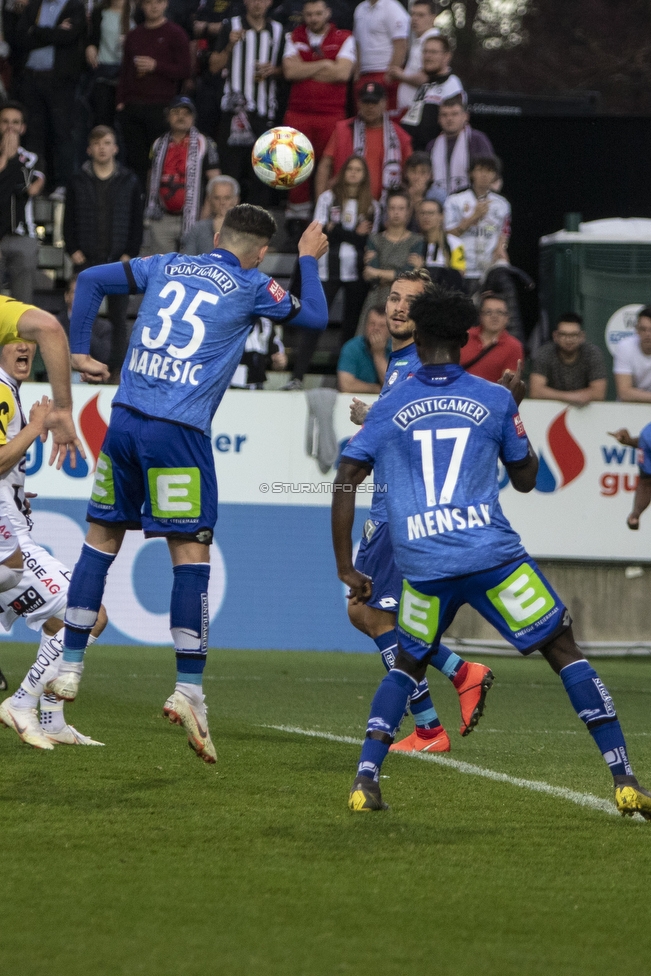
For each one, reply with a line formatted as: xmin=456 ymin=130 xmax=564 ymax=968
xmin=5 ymin=386 xmax=650 ymax=649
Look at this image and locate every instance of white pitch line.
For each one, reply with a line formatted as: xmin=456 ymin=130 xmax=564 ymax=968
xmin=263 ymin=724 xmax=622 ymax=818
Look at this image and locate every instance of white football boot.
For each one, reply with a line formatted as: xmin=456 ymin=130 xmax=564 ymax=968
xmin=44 ymin=724 xmax=105 ymax=746
xmin=0 ymin=698 xmax=54 ymax=750
xmin=163 ymin=689 xmax=216 ymax=764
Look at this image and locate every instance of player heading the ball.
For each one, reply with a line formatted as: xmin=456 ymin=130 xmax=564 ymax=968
xmin=54 ymin=206 xmax=328 ymax=764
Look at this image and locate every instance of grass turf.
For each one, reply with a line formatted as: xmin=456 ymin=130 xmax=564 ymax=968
xmin=1 ymin=645 xmax=651 ymax=976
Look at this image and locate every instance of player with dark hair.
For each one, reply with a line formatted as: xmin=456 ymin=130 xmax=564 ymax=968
xmin=49 ymin=205 xmax=329 ymax=764
xmin=348 ymin=269 xmax=493 ymax=754
xmin=333 ymin=285 xmax=651 ymax=817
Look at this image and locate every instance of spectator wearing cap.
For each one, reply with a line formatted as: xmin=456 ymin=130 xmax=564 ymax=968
xmin=529 ymin=313 xmax=607 ymax=405
xmin=444 ymin=155 xmax=510 ymax=291
xmin=144 ymin=95 xmax=220 ymax=255
xmin=613 ymin=307 xmax=651 ymax=402
xmin=282 ymin=0 xmax=356 ymax=224
xmin=427 ymin=94 xmax=494 ymax=203
xmin=386 ymin=0 xmax=441 ymax=113
xmin=400 ymin=35 xmax=464 ymax=151
xmin=460 ymin=292 xmax=523 ymax=383
xmin=116 ymin=0 xmax=192 ymax=190
xmin=353 ymin=0 xmax=409 ymax=112
xmin=181 ymin=175 xmax=240 ymax=254
xmin=315 ymin=82 xmax=412 ymax=202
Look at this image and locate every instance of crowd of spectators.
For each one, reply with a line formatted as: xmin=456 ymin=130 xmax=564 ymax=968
xmin=0 ymin=0 xmax=645 ymax=401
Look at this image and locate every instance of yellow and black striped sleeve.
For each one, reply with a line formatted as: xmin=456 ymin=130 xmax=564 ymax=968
xmin=0 ymin=382 xmax=17 ymax=446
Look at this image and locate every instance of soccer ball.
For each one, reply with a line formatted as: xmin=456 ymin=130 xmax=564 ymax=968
xmin=251 ymin=127 xmax=315 ymax=189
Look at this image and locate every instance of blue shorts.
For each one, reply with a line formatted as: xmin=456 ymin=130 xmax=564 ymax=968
xmin=396 ymin=556 xmax=570 ymax=661
xmin=87 ymin=406 xmax=217 ymax=541
xmin=354 ymin=519 xmax=403 ymax=612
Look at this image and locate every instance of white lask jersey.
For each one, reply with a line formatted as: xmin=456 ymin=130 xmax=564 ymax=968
xmin=0 ymin=366 xmax=31 ymax=545
xmin=444 ymin=188 xmax=511 ymax=278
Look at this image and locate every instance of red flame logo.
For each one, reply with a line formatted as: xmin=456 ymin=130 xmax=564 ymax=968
xmin=79 ymin=393 xmax=109 ymax=471
xmin=547 ymin=408 xmax=585 ymax=487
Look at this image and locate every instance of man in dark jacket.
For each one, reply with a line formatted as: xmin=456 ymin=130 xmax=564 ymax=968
xmin=64 ymin=125 xmax=143 ymax=380
xmin=15 ymin=0 xmax=86 ymax=196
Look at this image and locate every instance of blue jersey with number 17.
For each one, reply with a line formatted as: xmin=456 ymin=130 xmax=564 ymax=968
xmin=115 ymin=250 xmax=301 ymax=435
xmin=343 ymin=363 xmax=530 ymax=581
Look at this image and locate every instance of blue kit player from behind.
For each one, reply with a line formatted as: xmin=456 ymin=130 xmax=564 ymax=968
xmin=333 ymin=286 xmax=651 ymax=818
xmin=347 ymin=269 xmax=494 ymax=755
xmin=52 ymin=206 xmax=329 ymax=764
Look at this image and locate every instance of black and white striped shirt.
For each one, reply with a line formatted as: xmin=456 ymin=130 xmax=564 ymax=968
xmin=219 ymin=16 xmax=284 ymax=121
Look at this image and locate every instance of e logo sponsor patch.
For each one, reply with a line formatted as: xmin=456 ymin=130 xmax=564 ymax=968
xmin=486 ymin=563 xmax=555 ymax=631
xmin=91 ymin=452 xmax=115 ymax=505
xmin=398 ymin=581 xmax=440 ymax=644
xmin=148 ymin=467 xmax=201 ymax=518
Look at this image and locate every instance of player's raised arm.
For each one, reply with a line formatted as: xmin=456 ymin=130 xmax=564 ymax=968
xmin=69 ymin=262 xmax=138 ymax=379
xmin=12 ymin=306 xmax=85 ymax=469
xmin=269 ymin=222 xmax=329 ymax=331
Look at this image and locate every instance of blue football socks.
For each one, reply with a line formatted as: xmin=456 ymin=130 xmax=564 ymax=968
xmin=357 ymin=669 xmax=417 ymax=781
xmin=171 ymin=563 xmax=210 ymax=687
xmin=374 ymin=630 xmax=441 ymax=729
xmin=560 ymin=659 xmax=633 ymax=778
xmin=430 ymin=643 xmax=465 ymax=680
xmin=63 ymin=544 xmax=115 ymax=663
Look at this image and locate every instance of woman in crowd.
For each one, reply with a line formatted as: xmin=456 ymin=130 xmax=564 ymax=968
xmin=358 ymin=186 xmax=424 ymax=330
xmin=283 ymin=155 xmax=380 ymax=390
xmin=86 ymin=0 xmax=132 ymax=128
xmin=416 ymin=197 xmax=465 ymax=289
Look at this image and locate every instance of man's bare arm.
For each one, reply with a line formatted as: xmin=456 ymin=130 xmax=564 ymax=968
xmin=338 ymin=371 xmax=381 ymax=394
xmin=529 ymin=373 xmax=596 ymax=405
xmin=615 ymin=373 xmax=651 ymax=403
xmin=314 ymin=155 xmax=333 ymax=199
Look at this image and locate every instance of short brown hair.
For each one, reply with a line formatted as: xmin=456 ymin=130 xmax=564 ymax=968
xmin=440 ymin=94 xmax=466 ymax=110
xmin=89 ymin=125 xmax=116 ymax=143
xmin=423 ymin=34 xmax=450 ymax=53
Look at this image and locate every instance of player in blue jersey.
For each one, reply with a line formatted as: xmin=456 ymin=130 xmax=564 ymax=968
xmin=607 ymin=424 xmax=651 ymax=530
xmin=333 ymin=287 xmax=651 ymax=817
xmin=347 ymin=269 xmax=493 ymax=754
xmin=49 ymin=206 xmax=329 ymax=764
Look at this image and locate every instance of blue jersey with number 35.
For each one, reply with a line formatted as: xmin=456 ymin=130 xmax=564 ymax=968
xmin=343 ymin=363 xmax=530 ymax=581
xmin=115 ymin=250 xmax=300 ymax=435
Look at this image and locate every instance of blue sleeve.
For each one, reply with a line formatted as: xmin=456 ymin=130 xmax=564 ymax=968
xmin=638 ymin=424 xmax=651 ymax=476
xmin=69 ymin=261 xmax=135 ymax=355
xmin=340 ymin=410 xmax=382 ymax=469
xmin=255 ymin=256 xmax=328 ymax=330
xmin=499 ymin=394 xmax=530 ymax=465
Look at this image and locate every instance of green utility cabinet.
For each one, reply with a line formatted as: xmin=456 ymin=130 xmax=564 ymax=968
xmin=539 ymin=219 xmax=651 ymax=399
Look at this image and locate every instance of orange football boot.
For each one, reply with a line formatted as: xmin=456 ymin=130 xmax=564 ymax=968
xmin=389 ymin=725 xmax=451 ymax=753
xmin=452 ymin=662 xmax=494 ymax=736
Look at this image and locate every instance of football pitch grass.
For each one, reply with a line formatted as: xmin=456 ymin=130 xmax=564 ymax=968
xmin=2 ymin=645 xmax=651 ymax=976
